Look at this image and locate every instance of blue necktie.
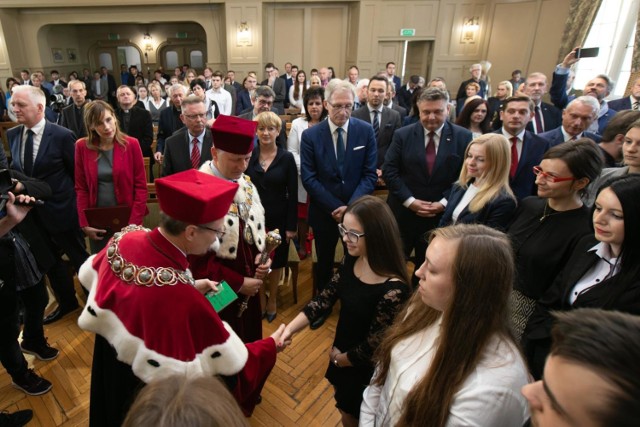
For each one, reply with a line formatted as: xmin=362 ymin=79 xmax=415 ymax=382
xmin=372 ymin=110 xmax=380 ymax=140
xmin=336 ymin=128 xmax=345 ymax=172
xmin=23 ymin=129 xmax=34 ymax=175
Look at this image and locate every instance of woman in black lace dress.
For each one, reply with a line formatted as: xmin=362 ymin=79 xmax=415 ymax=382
xmin=280 ymin=196 xmax=410 ymax=427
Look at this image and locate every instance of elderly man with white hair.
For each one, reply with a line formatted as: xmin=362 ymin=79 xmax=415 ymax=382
xmin=538 ymin=96 xmax=602 ymax=147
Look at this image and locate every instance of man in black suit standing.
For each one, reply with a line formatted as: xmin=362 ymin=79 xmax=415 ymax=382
xmin=397 ymin=75 xmax=419 ymax=110
xmin=59 ymin=80 xmax=88 ymax=138
xmin=155 ymin=84 xmax=187 ymax=165
xmin=261 ymin=63 xmax=287 ymax=114
xmin=522 ymin=72 xmax=562 ymax=134
xmin=8 ymin=85 xmax=87 ymax=323
xmin=161 ymin=95 xmax=213 ymax=177
xmin=352 ymin=76 xmax=402 ymax=168
xmin=608 ymin=76 xmax=640 ymax=112
xmin=383 ymin=87 xmax=472 ymax=286
xmin=115 ymin=85 xmax=153 ymax=177
xmin=386 ymin=83 xmax=408 ymax=122
xmin=238 ymin=86 xmax=287 ymax=148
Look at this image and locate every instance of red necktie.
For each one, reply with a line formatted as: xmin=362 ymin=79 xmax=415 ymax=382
xmin=426 ymin=131 xmax=436 ymax=174
xmin=190 ymin=138 xmax=201 ymax=169
xmin=509 ymin=136 xmax=519 ymax=178
xmin=534 ymin=106 xmax=543 ymax=133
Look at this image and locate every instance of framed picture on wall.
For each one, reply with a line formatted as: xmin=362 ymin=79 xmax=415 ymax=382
xmin=51 ymin=48 xmax=64 ymax=63
xmin=67 ymin=48 xmax=77 ymax=62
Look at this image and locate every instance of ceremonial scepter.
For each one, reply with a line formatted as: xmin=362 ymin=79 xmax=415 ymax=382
xmin=237 ymin=229 xmax=282 ymax=317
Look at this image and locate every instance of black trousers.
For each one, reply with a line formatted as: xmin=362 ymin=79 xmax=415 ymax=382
xmin=313 ymin=220 xmax=342 ymax=293
xmin=18 ymin=279 xmax=48 ymax=345
xmin=47 ymin=229 xmax=89 ymax=307
xmin=0 ymin=257 xmax=29 ymax=380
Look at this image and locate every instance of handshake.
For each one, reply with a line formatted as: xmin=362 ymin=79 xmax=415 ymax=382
xmin=269 ymin=324 xmax=294 ymax=352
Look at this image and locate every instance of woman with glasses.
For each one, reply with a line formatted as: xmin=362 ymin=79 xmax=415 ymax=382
xmin=523 ymin=174 xmax=640 ymax=379
xmin=507 ymin=139 xmax=603 ymax=340
xmin=246 ymin=111 xmax=298 ymax=322
xmin=287 ymin=87 xmax=328 ymax=259
xmin=280 ymin=196 xmax=410 ymax=427
xmin=360 ymin=224 xmax=529 ymax=427
xmin=75 ymin=100 xmax=148 ymax=253
xmin=439 ymin=134 xmax=516 ymax=230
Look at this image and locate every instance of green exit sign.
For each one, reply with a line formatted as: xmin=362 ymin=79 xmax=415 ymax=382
xmin=400 ymin=29 xmax=415 ymax=37
xmin=176 ymin=32 xmax=188 ymax=39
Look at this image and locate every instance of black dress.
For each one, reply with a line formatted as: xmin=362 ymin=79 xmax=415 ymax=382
xmin=247 ymin=146 xmax=298 ymax=268
xmin=302 ymin=255 xmax=410 ymax=418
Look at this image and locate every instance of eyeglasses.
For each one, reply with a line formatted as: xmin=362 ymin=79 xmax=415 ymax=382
xmin=184 ymin=113 xmax=206 ymax=120
xmin=197 ymin=225 xmax=226 ymax=239
xmin=327 ymin=102 xmax=354 ymax=111
xmin=257 ymin=99 xmax=273 ymax=106
xmin=532 ymin=166 xmax=575 ymax=183
xmin=338 ymin=223 xmax=365 ymax=243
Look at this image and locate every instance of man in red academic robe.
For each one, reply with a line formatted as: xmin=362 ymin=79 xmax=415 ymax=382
xmin=78 ymin=169 xmax=286 ymax=427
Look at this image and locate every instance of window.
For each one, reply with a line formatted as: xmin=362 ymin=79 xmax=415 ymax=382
xmin=574 ymin=0 xmax=639 ymax=98
xmin=98 ymin=53 xmax=113 ymax=70
xmin=165 ymin=51 xmax=178 ymax=69
xmin=190 ymin=50 xmax=204 ymax=69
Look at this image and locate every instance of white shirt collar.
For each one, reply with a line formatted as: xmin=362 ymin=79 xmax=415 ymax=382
xmin=25 ymin=117 xmax=46 ymax=136
xmin=328 ymin=119 xmax=349 ymax=135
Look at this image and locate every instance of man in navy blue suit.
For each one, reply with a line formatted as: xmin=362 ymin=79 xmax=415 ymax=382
xmin=539 ymin=97 xmax=602 ymax=148
xmin=608 ymin=76 xmax=640 ymax=112
xmin=495 ymin=95 xmax=549 ymax=200
xmin=385 ymin=62 xmax=402 ymax=96
xmin=301 ymin=79 xmax=377 ymax=303
xmin=522 ymin=73 xmax=562 ymax=134
xmin=383 ymin=87 xmax=472 ymax=286
xmin=550 ymin=48 xmax=617 ymax=135
xmin=8 ymin=85 xmax=87 ymax=324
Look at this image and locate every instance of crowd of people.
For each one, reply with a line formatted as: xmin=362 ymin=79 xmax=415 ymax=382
xmin=1 ymin=49 xmax=640 ymax=427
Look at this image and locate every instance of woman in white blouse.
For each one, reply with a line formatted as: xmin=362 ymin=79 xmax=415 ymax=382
xmin=146 ymin=81 xmax=168 ymax=124
xmin=438 ymin=133 xmax=517 ymax=230
xmin=360 ymin=224 xmax=530 ymax=427
xmin=288 ymin=70 xmax=307 ymax=113
xmin=287 ymin=86 xmax=327 ymax=258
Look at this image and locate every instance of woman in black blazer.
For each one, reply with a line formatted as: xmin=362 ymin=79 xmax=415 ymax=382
xmin=439 ymin=133 xmax=517 ymax=230
xmin=523 ymin=174 xmax=640 ymax=379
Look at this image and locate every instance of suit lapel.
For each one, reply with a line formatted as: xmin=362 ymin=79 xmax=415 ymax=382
xmin=33 ymin=122 xmax=51 ymax=172
xmin=9 ymin=125 xmax=25 ymax=171
xmin=412 ymin=124 xmax=429 ymax=176
xmin=322 ymin=122 xmax=339 ymax=173
xmin=202 ymin=129 xmax=213 ymax=162
xmin=433 ymin=122 xmax=453 ymax=173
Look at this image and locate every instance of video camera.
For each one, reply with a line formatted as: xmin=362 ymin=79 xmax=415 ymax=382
xmin=49 ymin=84 xmax=66 ymax=114
xmin=0 ymin=169 xmax=44 ymax=214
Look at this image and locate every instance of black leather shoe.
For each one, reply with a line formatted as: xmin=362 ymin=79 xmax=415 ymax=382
xmin=0 ymin=409 xmax=33 ymax=427
xmin=43 ymin=304 xmax=78 ymax=325
xmin=309 ymin=314 xmax=328 ymax=330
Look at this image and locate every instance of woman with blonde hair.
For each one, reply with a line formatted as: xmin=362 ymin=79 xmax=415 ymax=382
xmin=246 ymin=111 xmax=298 ymax=321
xmin=488 ymin=80 xmax=513 ymax=128
xmin=146 ymin=81 xmax=168 ymax=124
xmin=360 ymin=224 xmax=530 ymax=426
xmin=75 ymin=100 xmax=148 ymax=253
xmin=309 ymin=75 xmax=322 ymax=88
xmin=183 ymin=68 xmax=197 ymax=86
xmin=439 ymin=134 xmax=516 ymax=229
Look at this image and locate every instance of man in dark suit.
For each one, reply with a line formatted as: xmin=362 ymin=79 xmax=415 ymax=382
xmin=261 ymin=63 xmax=287 ymax=114
xmin=238 ymin=86 xmax=287 ymax=148
xmin=236 ymin=74 xmax=256 ymax=115
xmin=100 ymin=67 xmax=117 ymax=107
xmin=59 ymin=80 xmax=88 ymax=138
xmin=155 ymin=83 xmax=187 ymax=165
xmin=116 ymin=85 xmax=153 ymax=175
xmin=522 ymin=72 xmax=563 ymax=134
xmin=386 ymin=83 xmax=408 ymax=122
xmin=8 ymin=85 xmax=87 ymax=323
xmin=227 ymin=70 xmax=243 ymax=94
xmin=301 ymin=79 xmax=377 ymax=300
xmin=539 ymin=96 xmax=602 ymax=147
xmin=49 ymin=70 xmax=67 ymax=89
xmin=20 ymin=69 xmax=32 ymax=86
xmin=352 ymin=76 xmax=402 ymax=168
xmin=397 ymin=75 xmax=419 ymax=110
xmin=494 ymin=95 xmax=549 ymax=200
xmin=383 ymin=87 xmax=472 ymax=286
xmin=162 ymin=96 xmax=213 ymax=177
xmin=608 ymin=76 xmax=640 ymax=111
xmin=385 ymin=62 xmax=402 ymax=96
xmin=280 ymin=62 xmax=294 ymax=108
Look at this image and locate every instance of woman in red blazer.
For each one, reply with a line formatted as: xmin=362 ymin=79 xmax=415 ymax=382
xmin=75 ymin=100 xmax=148 ymax=253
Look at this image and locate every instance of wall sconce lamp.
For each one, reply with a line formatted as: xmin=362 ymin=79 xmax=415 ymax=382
xmin=143 ymin=31 xmax=153 ymax=52
xmin=461 ymin=17 xmax=480 ymax=43
xmin=237 ymin=21 xmax=252 ymax=46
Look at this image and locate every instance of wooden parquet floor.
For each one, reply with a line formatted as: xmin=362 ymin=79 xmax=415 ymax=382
xmin=0 ymin=257 xmax=343 ymax=426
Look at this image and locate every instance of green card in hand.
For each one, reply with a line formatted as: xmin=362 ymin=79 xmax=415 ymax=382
xmin=205 ymin=281 xmax=238 ymax=313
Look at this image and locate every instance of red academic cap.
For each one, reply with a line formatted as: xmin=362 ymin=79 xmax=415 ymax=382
xmin=155 ymin=169 xmax=238 ymax=224
xmin=211 ymin=115 xmax=257 ymax=155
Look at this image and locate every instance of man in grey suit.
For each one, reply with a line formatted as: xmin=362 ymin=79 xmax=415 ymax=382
xmin=162 ymin=96 xmax=213 ymax=177
xmin=261 ymin=63 xmax=286 ymax=114
xmin=352 ymin=76 xmax=402 ymax=168
xmin=91 ymin=71 xmax=108 ymax=101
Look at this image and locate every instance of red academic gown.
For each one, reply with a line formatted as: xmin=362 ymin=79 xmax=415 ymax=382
xmin=78 ymin=226 xmax=275 ymax=426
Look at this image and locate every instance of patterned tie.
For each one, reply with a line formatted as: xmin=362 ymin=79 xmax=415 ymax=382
xmin=633 ymin=101 xmax=639 ymax=111
xmin=509 ymin=137 xmax=519 ymax=178
xmin=372 ymin=110 xmax=380 ymax=140
xmin=534 ymin=106 xmax=543 ymax=133
xmin=190 ymin=138 xmax=201 ymax=169
xmin=425 ymin=131 xmax=436 ymax=174
xmin=336 ymin=128 xmax=345 ymax=172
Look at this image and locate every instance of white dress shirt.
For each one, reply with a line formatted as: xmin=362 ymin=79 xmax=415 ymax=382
xmin=20 ymin=118 xmax=46 ymax=167
xmin=206 ymin=87 xmax=232 ymax=116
